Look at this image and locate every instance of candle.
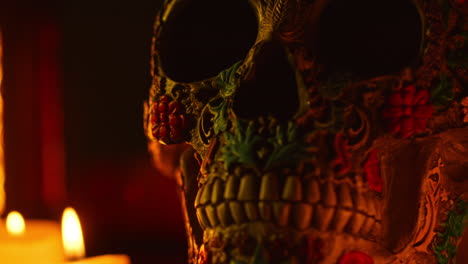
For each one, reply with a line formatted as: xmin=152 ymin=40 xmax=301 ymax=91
xmin=62 ymin=207 xmax=130 ymax=264
xmin=67 ymin=255 xmax=130 ymax=264
xmin=0 ymin=211 xmax=63 ymax=264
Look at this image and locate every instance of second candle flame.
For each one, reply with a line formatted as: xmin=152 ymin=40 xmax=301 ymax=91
xmin=62 ymin=207 xmax=85 ymax=260
xmin=6 ymin=211 xmax=25 ymax=236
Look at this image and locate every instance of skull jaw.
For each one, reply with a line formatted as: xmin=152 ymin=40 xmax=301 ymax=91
xmin=199 ymin=223 xmax=395 ymax=264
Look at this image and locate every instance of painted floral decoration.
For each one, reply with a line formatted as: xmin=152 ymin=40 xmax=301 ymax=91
xmin=338 ymin=251 xmax=374 ymax=264
xmin=462 ymin=97 xmax=468 ymax=123
xmin=363 ymin=149 xmax=383 ymax=193
xmin=383 ymin=84 xmax=433 ymax=138
xmin=150 ymin=95 xmax=186 ymax=144
xmin=331 ymin=133 xmax=352 ymax=176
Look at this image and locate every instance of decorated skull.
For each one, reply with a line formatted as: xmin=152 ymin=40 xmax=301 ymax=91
xmin=144 ymin=0 xmax=468 ymax=263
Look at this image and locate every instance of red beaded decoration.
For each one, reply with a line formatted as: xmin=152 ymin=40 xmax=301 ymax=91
xmin=150 ymin=95 xmax=186 ymax=144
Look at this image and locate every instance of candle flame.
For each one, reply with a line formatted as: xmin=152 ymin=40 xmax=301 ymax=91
xmin=62 ymin=207 xmax=85 ymax=260
xmin=6 ymin=211 xmax=26 ymax=236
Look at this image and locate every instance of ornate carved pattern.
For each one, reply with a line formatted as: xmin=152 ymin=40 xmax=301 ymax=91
xmin=145 ymin=0 xmax=468 ymax=263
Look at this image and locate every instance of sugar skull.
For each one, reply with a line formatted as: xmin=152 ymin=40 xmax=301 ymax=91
xmin=144 ymin=0 xmax=468 ymax=263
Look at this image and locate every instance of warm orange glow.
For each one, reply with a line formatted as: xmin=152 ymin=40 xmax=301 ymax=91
xmin=61 ymin=207 xmax=85 ymax=260
xmin=0 ymin=30 xmax=5 ymax=215
xmin=6 ymin=211 xmax=26 ymax=236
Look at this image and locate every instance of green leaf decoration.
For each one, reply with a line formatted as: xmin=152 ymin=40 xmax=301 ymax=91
xmin=265 ymin=122 xmax=309 ymax=170
xmin=431 ymin=74 xmax=454 ymax=109
xmin=210 ymin=99 xmax=229 ymax=134
xmin=216 ymin=61 xmax=242 ymax=98
xmin=433 ymin=197 xmax=468 ymax=264
xmin=220 ymin=120 xmax=264 ymax=170
xmin=220 ymin=120 xmax=310 ymax=171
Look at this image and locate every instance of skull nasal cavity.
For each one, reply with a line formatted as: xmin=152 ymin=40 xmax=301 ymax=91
xmin=234 ymin=42 xmax=298 ymax=121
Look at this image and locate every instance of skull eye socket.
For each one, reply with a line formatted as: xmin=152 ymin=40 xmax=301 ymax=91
xmin=316 ymin=0 xmax=422 ymax=77
xmin=158 ymin=0 xmax=258 ymax=83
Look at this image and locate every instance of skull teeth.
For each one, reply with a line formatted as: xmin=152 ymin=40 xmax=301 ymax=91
xmin=211 ymin=179 xmax=224 ymax=204
xmin=273 ymin=202 xmax=291 ymax=227
xmin=223 ymin=176 xmax=238 ymax=200
xmin=238 ymin=174 xmax=257 ymax=201
xmin=292 ymin=203 xmax=314 ymax=230
xmin=282 ymin=175 xmax=302 ymax=201
xmin=322 ymin=181 xmax=337 ymax=207
xmin=314 ymin=204 xmax=335 ymax=231
xmin=244 ymin=202 xmax=259 ymax=221
xmin=349 ymin=212 xmax=367 ymax=234
xmin=205 ymin=205 xmax=219 ymax=227
xmin=195 ymin=172 xmax=383 ymax=239
xmin=304 ymin=178 xmax=320 ymax=203
xmin=333 ymin=209 xmax=353 ymax=233
xmin=259 ymin=172 xmax=280 ymax=200
xmin=338 ymin=183 xmax=353 ymax=209
xmin=258 ymin=201 xmax=272 ymax=220
xmin=229 ymin=201 xmax=246 ymax=224
xmin=216 ymin=202 xmax=232 ymax=227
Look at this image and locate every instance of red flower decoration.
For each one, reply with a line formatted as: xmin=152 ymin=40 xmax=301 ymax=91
xmin=331 ymin=133 xmax=352 ymax=176
xmin=338 ymin=251 xmax=374 ymax=264
xmin=197 ymin=244 xmax=210 ymax=264
xmin=363 ymin=149 xmax=383 ymax=193
xmin=383 ymin=84 xmax=433 ymax=138
xmin=150 ymin=95 xmax=186 ymax=144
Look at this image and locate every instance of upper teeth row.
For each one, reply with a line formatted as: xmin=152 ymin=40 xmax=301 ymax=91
xmin=195 ymin=172 xmax=382 ymax=238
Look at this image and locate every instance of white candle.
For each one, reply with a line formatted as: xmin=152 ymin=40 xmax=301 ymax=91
xmin=0 ymin=208 xmax=131 ymax=264
xmin=67 ymin=255 xmax=130 ymax=264
xmin=0 ymin=211 xmax=63 ymax=264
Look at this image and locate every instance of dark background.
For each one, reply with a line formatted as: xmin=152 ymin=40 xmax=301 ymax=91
xmin=2 ymin=0 xmax=187 ymax=263
xmin=1 ymin=1 xmax=468 ymax=264
xmin=63 ymin=1 xmax=186 ymax=263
